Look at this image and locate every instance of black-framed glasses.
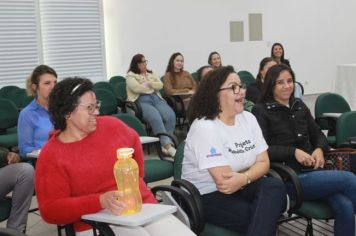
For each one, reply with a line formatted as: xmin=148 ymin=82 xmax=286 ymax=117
xmin=219 ymin=83 xmax=246 ymax=94
xmin=78 ymin=100 xmax=101 ymax=114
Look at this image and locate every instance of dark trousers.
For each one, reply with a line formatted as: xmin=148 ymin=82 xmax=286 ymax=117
xmin=201 ymin=177 xmax=286 ymax=236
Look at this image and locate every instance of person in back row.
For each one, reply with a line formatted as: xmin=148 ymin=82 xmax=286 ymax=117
xmin=0 ymin=147 xmax=34 ymax=233
xmin=35 ymin=77 xmax=195 ymax=236
xmin=271 ymin=42 xmax=291 ymax=68
xmin=18 ymin=65 xmax=57 ymax=157
xmin=163 ymin=52 xmax=196 ymax=110
xmin=246 ymin=57 xmax=277 ymax=103
xmin=252 ymin=64 xmax=356 ymax=236
xmin=182 ymin=65 xmax=286 ymax=235
xmin=126 ymin=54 xmax=177 ymax=157
xmin=208 ymin=51 xmax=222 ymax=69
xmin=196 ymin=65 xmax=213 ymax=84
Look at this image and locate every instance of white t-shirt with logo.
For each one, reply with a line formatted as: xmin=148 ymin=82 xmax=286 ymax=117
xmin=182 ymin=111 xmax=268 ymax=195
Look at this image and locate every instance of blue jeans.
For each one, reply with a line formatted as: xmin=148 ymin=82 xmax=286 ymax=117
xmin=201 ymin=177 xmax=286 ymax=236
xmin=289 ymin=170 xmax=356 ymax=236
xmin=138 ymin=94 xmax=176 ymax=146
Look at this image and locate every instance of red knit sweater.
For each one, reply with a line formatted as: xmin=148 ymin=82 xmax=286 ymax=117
xmin=35 ymin=116 xmax=157 ymax=232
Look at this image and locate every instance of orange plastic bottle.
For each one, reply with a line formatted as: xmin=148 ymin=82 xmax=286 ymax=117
xmin=113 ymin=148 xmax=142 ymax=215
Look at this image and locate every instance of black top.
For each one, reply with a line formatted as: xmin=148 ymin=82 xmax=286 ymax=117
xmin=252 ymin=98 xmax=329 ymax=172
xmin=246 ymin=82 xmax=261 ymax=104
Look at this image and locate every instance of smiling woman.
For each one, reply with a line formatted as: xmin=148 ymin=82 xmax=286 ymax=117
xmin=252 ymin=63 xmax=356 ymax=236
xmin=182 ymin=66 xmax=286 ymax=235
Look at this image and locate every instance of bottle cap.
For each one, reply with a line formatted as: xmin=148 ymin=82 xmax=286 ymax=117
xmin=117 ymin=148 xmax=134 ymax=158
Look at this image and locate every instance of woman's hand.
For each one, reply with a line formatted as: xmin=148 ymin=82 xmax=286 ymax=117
xmin=99 ymin=191 xmax=126 ymax=215
xmin=295 ymin=148 xmax=315 ymax=167
xmin=311 ymin=148 xmax=325 ymax=169
xmin=7 ymin=152 xmax=20 ymax=164
xmin=216 ymin=171 xmax=246 ymax=194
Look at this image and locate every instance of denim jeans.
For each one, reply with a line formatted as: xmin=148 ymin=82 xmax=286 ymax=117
xmin=201 ymin=177 xmax=286 ymax=236
xmin=290 ymin=170 xmax=356 ymax=236
xmin=138 ymin=94 xmax=176 ymax=146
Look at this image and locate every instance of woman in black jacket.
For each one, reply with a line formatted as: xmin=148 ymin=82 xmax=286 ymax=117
xmin=252 ymin=64 xmax=356 ymax=236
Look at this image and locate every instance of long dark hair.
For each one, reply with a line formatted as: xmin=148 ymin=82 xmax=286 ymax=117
xmin=188 ymin=65 xmax=235 ymax=123
xmin=166 ymin=52 xmax=183 ymax=73
xmin=256 ymin=57 xmax=277 ymax=89
xmin=127 ymin=54 xmax=152 ymax=74
xmin=259 ymin=64 xmax=295 ymax=103
xmin=271 ymin=42 xmax=291 ymax=67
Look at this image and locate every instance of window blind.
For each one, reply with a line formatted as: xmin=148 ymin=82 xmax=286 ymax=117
xmin=39 ymin=0 xmax=106 ymax=82
xmin=0 ymin=0 xmax=40 ymax=87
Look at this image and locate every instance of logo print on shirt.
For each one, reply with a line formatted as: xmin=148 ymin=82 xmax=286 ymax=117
xmin=206 ymin=147 xmax=222 ymax=158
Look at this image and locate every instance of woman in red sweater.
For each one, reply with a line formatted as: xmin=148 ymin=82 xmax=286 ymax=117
xmin=35 ymin=77 xmax=195 ymax=236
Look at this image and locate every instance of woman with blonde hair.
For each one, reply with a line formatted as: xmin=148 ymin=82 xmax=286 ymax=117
xmin=18 ymin=65 xmax=57 ymax=157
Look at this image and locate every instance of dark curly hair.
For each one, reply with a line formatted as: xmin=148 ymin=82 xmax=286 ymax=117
xmin=188 ymin=65 xmax=235 ymax=123
xmin=259 ymin=63 xmax=295 ymax=103
xmin=48 ymin=77 xmax=94 ymax=131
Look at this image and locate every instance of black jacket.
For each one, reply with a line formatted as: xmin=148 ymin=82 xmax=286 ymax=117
xmin=252 ymin=98 xmax=329 ymax=172
xmin=246 ymin=82 xmax=261 ymax=104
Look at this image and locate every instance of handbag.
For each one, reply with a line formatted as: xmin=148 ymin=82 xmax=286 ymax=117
xmin=324 ymin=148 xmax=356 ymax=173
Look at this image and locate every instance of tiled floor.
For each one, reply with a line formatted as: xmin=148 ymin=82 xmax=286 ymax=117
xmin=1 ymin=94 xmax=330 ymax=236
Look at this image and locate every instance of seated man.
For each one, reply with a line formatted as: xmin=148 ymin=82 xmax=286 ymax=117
xmin=0 ymin=147 xmax=34 ymax=233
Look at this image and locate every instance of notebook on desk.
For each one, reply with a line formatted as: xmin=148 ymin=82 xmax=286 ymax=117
xmin=81 ymin=204 xmax=177 ymax=227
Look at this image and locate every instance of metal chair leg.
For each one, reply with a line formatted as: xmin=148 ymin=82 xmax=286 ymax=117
xmin=305 ymin=218 xmax=314 ymax=236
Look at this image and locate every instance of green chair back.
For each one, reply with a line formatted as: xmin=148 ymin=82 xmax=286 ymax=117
xmin=160 ymin=76 xmax=166 ymax=97
xmin=315 ymin=92 xmax=351 ymax=130
xmin=111 ymin=82 xmax=127 ymax=100
xmin=109 ymin=75 xmax=126 ymax=85
xmin=336 ymin=111 xmax=356 ymax=146
xmin=173 ymin=141 xmax=241 ymax=236
xmin=0 ymin=197 xmax=11 ymax=222
xmin=0 ymin=85 xmax=20 ymax=99
xmin=113 ymin=113 xmax=146 ymax=136
xmin=237 ymin=70 xmax=255 ymax=86
xmin=7 ymin=88 xmax=28 ymax=109
xmin=191 ymin=72 xmax=199 ymax=82
xmin=0 ymin=98 xmax=19 ymax=130
xmin=94 ymin=88 xmax=118 ymax=115
xmin=94 ymin=81 xmax=116 ymax=96
xmin=113 ymin=113 xmax=174 ymax=183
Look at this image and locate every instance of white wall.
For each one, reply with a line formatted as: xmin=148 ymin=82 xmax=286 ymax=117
xmin=103 ymin=0 xmax=356 ymax=94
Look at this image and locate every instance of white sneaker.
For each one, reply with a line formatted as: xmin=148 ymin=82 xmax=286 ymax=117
xmin=162 ymin=146 xmax=176 ymax=158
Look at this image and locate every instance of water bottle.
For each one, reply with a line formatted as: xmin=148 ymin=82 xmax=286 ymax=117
xmin=113 ymin=148 xmax=142 ymax=215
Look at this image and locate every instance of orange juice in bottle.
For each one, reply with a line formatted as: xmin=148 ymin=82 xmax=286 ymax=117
xmin=114 ymin=148 xmax=142 ymax=215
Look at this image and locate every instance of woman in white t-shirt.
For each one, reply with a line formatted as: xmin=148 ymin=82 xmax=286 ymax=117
xmin=182 ymin=65 xmax=286 ymax=235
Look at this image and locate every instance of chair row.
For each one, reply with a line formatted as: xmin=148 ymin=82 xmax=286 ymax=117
xmin=314 ymin=92 xmax=356 ymax=147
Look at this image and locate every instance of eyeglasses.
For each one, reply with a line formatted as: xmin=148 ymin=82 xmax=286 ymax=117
xmin=78 ymin=100 xmax=101 ymax=114
xmin=219 ymin=83 xmax=246 ymax=94
xmin=139 ymin=60 xmax=148 ymax=64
